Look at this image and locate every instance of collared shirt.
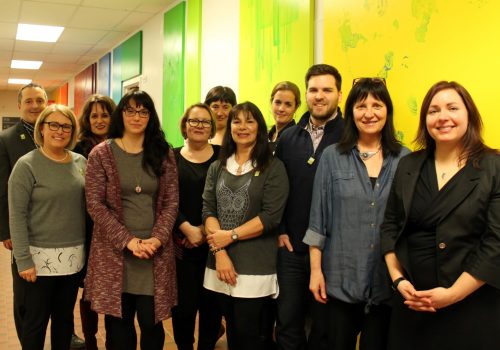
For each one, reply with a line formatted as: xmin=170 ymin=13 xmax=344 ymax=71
xmin=305 ymin=112 xmax=337 ymax=152
xmin=21 ymin=119 xmax=36 ymax=147
xmin=303 ymin=144 xmax=410 ymax=306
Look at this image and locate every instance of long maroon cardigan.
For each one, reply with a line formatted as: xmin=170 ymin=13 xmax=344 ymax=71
xmin=84 ymin=140 xmax=178 ymax=323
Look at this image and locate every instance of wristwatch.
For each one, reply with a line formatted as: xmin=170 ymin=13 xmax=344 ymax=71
xmin=231 ymin=229 xmax=239 ymax=242
xmin=392 ymin=277 xmax=406 ymax=291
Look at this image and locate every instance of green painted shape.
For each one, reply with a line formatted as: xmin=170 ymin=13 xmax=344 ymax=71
xmin=111 ymin=31 xmax=142 ymax=102
xmin=339 ymin=18 xmax=367 ymax=52
xmin=163 ymin=2 xmax=185 ymax=148
xmin=239 ymin=0 xmax=314 ymax=128
xmin=185 ymin=0 xmax=202 ymax=106
xmin=112 ymin=46 xmax=122 ymax=102
xmin=411 ymin=0 xmax=437 ymax=42
xmin=121 ymin=31 xmax=142 ymax=80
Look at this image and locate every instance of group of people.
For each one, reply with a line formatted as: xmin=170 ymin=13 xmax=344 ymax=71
xmin=0 ymin=62 xmax=498 ymax=350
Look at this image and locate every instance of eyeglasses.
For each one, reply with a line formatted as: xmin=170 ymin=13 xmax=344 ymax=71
xmin=187 ymin=119 xmax=212 ymax=128
xmin=352 ymin=77 xmax=386 ymax=86
xmin=43 ymin=121 xmax=73 ymax=133
xmin=124 ymin=107 xmax=150 ymax=118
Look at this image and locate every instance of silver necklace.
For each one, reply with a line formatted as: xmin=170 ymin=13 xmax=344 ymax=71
xmin=359 ymin=148 xmax=381 ymax=161
xmin=40 ymin=147 xmax=68 ymax=162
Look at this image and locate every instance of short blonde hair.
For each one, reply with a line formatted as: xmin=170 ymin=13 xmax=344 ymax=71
xmin=34 ymin=104 xmax=78 ymax=150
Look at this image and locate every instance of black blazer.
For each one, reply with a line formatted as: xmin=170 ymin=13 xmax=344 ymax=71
xmin=0 ymin=122 xmax=37 ymax=240
xmin=380 ymin=150 xmax=500 ymax=290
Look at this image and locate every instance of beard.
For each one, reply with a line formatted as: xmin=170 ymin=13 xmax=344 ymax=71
xmin=310 ymin=105 xmax=337 ymax=121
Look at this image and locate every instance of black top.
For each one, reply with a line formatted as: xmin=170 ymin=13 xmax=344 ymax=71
xmin=173 ymin=145 xmax=220 ymax=260
xmin=268 ymin=119 xmax=296 ymax=153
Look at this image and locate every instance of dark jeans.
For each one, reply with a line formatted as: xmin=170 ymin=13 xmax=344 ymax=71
xmin=276 ymin=248 xmax=327 ymax=350
xmin=217 ymin=293 xmax=276 ymax=350
xmin=172 ymin=257 xmax=222 ymax=350
xmin=106 ymin=293 xmax=164 ymax=350
xmin=16 ymin=272 xmax=80 ymax=350
xmin=326 ymin=298 xmax=391 ymax=350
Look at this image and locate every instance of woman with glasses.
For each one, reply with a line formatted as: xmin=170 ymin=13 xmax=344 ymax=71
xmin=204 ymin=86 xmax=237 ymax=145
xmin=268 ymin=81 xmax=301 ymax=151
xmin=380 ymin=82 xmax=500 ymax=349
xmin=171 ymin=103 xmax=223 ymax=350
xmin=73 ymin=94 xmax=116 ymax=350
xmin=304 ymin=78 xmax=410 ymax=350
xmin=8 ymin=104 xmax=87 ymax=349
xmin=84 ymin=91 xmax=178 ymax=350
xmin=202 ymin=102 xmax=289 ymax=350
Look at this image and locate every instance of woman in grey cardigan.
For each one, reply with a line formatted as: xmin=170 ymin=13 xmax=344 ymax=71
xmin=9 ymin=104 xmax=86 ymax=350
xmin=203 ymin=101 xmax=289 ymax=350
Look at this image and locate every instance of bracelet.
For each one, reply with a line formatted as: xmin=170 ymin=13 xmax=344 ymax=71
xmin=212 ymin=247 xmax=225 ymax=256
xmin=392 ymin=277 xmax=406 ymax=291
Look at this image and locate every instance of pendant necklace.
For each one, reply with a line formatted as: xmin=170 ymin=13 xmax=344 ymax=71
xmin=119 ymin=138 xmax=143 ymax=194
xmin=40 ymin=147 xmax=68 ymax=162
xmin=359 ymin=147 xmax=381 ymax=161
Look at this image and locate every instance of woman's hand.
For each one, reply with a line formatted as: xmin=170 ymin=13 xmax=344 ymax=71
xmin=215 ymin=250 xmax=238 ymax=286
xmin=127 ymin=238 xmax=154 ymax=259
xmin=183 ymin=224 xmax=205 ymax=247
xmin=397 ymin=280 xmax=435 ymax=312
xmin=309 ymin=269 xmax=327 ymax=304
xmin=207 ymin=230 xmax=232 ymax=250
xmin=19 ymin=267 xmax=37 ymax=283
xmin=409 ymin=287 xmax=460 ymax=311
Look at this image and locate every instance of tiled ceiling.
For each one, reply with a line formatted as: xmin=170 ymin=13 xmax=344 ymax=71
xmin=0 ymin=0 xmax=176 ymax=92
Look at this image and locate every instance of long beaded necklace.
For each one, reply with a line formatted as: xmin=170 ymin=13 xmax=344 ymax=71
xmin=119 ymin=138 xmax=143 ymax=194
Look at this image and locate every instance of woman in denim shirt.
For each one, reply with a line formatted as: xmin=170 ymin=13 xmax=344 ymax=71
xmin=303 ymin=78 xmax=410 ymax=350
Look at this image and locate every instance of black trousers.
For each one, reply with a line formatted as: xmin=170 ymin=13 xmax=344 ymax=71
xmin=79 ymin=292 xmax=112 ymax=350
xmin=12 ymin=259 xmax=24 ymax=343
xmin=217 ymin=293 xmax=276 ymax=350
xmin=326 ymin=298 xmax=391 ymax=350
xmin=172 ymin=257 xmax=222 ymax=350
xmin=105 ymin=293 xmax=164 ymax=350
xmin=16 ymin=271 xmax=80 ymax=350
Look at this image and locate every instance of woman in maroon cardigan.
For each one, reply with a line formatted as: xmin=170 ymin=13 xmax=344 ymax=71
xmin=84 ymin=91 xmax=178 ymax=350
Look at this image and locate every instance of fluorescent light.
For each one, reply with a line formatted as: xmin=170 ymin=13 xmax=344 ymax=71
xmin=11 ymin=60 xmax=43 ymax=70
xmin=16 ymin=23 xmax=64 ymax=43
xmin=8 ymin=78 xmax=32 ymax=85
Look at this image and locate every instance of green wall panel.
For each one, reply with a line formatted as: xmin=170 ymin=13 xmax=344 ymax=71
xmin=186 ymin=0 xmax=202 ymax=107
xmin=239 ymin=0 xmax=314 ymax=127
xmin=112 ymin=31 xmax=143 ymax=102
xmin=163 ymin=2 xmax=186 ymax=147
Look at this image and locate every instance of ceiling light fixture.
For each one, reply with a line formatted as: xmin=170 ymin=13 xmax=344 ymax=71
xmin=16 ymin=23 xmax=64 ymax=43
xmin=8 ymin=78 xmax=33 ymax=85
xmin=11 ymin=60 xmax=43 ymax=70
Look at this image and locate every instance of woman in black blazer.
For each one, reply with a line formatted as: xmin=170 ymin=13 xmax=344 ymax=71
xmin=380 ymin=81 xmax=500 ymax=350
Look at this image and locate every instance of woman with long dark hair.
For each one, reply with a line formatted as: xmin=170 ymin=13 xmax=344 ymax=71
xmin=84 ymin=90 xmax=178 ymax=350
xmin=304 ymin=78 xmax=410 ymax=350
xmin=380 ymin=81 xmax=500 ymax=349
xmin=202 ymin=101 xmax=289 ymax=349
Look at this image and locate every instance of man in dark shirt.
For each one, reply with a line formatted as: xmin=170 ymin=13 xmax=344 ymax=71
xmin=275 ymin=64 xmax=345 ymax=350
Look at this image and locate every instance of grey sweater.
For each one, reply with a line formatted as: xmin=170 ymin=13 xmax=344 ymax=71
xmin=8 ymin=149 xmax=86 ymax=272
xmin=202 ymin=157 xmax=289 ymax=275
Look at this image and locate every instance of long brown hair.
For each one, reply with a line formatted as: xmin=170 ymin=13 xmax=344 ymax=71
xmin=415 ymin=81 xmax=496 ymax=166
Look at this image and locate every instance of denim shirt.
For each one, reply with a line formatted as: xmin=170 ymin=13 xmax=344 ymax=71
xmin=303 ymin=144 xmax=410 ymax=307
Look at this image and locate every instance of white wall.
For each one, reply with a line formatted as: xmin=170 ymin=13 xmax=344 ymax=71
xmin=200 ymin=0 xmax=240 ymax=100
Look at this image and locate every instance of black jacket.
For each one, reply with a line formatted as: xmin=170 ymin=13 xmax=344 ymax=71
xmin=380 ymin=150 xmax=500 ymax=289
xmin=275 ymin=109 xmax=344 ymax=253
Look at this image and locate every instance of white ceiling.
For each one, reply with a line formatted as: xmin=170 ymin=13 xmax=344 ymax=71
xmin=0 ymin=0 xmax=177 ymax=92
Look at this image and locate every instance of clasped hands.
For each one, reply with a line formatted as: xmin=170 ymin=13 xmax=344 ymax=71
xmin=127 ymin=237 xmax=161 ymax=259
xmin=397 ymin=280 xmax=459 ymax=312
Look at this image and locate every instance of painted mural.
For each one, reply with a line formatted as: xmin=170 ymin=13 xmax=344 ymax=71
xmin=325 ymin=0 xmax=500 ymax=148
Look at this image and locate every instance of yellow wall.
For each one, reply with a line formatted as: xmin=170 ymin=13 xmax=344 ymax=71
xmin=324 ymin=0 xmax=500 ymax=148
